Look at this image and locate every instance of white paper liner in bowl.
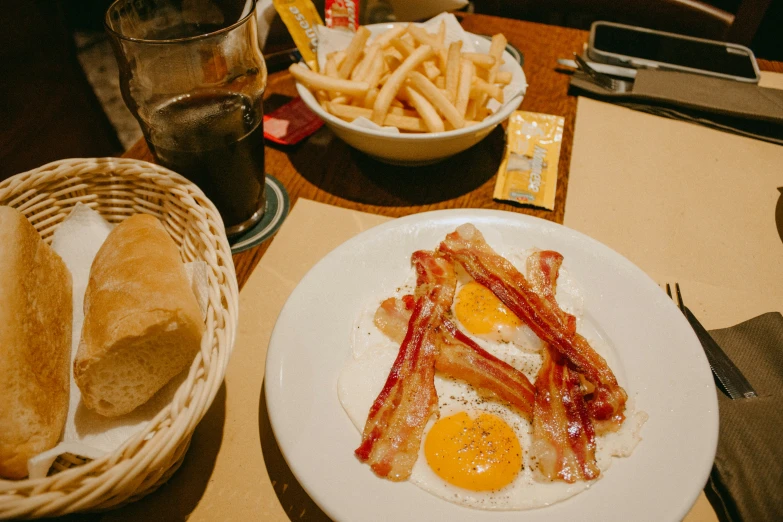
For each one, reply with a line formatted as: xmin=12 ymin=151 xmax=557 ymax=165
xmin=312 ymin=13 xmax=527 ymax=134
xmin=28 ymin=204 xmax=209 ymax=479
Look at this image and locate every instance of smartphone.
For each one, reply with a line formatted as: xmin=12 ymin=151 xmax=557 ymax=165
xmin=587 ymin=21 xmax=760 ymax=83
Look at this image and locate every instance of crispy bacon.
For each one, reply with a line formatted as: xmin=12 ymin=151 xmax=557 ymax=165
xmin=527 ymin=250 xmax=599 ymax=482
xmin=526 ymin=250 xmax=567 ymax=314
xmin=438 ymin=224 xmax=626 ymax=422
xmin=355 ymin=251 xmax=455 ymax=480
xmin=373 ymin=295 xmax=416 ymax=344
xmin=374 ymin=296 xmax=536 ymax=420
xmin=436 ymin=319 xmax=535 ymax=420
xmin=532 ymin=346 xmax=599 ymax=482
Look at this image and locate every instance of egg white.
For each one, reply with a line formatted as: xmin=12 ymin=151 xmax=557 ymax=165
xmin=337 ymin=243 xmax=646 ymax=511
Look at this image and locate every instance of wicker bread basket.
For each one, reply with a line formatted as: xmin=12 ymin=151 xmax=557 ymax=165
xmin=0 ymin=157 xmax=238 ymax=518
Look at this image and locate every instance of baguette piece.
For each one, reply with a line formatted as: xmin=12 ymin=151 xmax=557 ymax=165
xmin=0 ymin=207 xmax=72 ymax=479
xmin=74 ymin=214 xmax=204 ymax=417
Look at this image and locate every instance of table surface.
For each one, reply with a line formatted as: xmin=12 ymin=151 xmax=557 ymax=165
xmin=122 ymin=12 xmax=781 ymax=290
xmin=116 ymin=12 xmax=782 ymax=522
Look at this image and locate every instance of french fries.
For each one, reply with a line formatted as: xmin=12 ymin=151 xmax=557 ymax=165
xmin=328 ymin=102 xmax=429 ymax=132
xmin=289 ymin=63 xmax=369 ymax=96
xmin=403 ymin=85 xmax=444 ymax=132
xmin=445 ymin=41 xmax=462 ymax=102
xmin=408 ymin=72 xmax=464 ymax=129
xmin=371 ymin=44 xmax=432 ymax=125
xmin=338 ymin=26 xmax=372 ymax=78
xmin=470 ymin=34 xmax=506 ymax=120
xmin=496 ymin=71 xmax=512 ymax=85
xmin=462 ymin=53 xmax=496 ymax=69
xmin=290 ymin=23 xmax=512 ymax=133
xmin=455 ymin=58 xmax=474 ymax=117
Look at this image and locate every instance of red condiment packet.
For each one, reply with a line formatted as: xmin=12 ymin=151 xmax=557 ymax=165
xmin=263 ymin=97 xmax=324 ymax=145
xmin=325 ymin=0 xmax=359 ymax=32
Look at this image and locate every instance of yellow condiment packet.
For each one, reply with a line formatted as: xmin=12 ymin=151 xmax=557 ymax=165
xmin=493 ymin=111 xmax=564 ymax=211
xmin=272 ymin=0 xmax=324 ymax=71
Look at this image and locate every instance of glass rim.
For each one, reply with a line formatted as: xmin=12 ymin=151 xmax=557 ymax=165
xmin=104 ymin=0 xmax=257 ymax=44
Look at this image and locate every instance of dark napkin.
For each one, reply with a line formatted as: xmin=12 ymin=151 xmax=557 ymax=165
xmin=569 ymin=69 xmax=783 ymax=146
xmin=704 ymin=312 xmax=783 ymax=522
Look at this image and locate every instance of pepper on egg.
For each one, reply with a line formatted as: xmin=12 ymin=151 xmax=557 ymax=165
xmin=453 ymin=281 xmax=543 ymax=351
xmin=424 ymin=411 xmax=523 ymax=491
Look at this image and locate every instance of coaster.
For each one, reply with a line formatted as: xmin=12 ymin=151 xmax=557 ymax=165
xmin=229 ymin=174 xmax=290 ymax=254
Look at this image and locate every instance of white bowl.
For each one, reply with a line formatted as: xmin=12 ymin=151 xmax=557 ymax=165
xmin=295 ymin=23 xmax=526 ymax=166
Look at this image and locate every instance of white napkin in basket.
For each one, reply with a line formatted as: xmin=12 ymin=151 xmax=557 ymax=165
xmin=28 ymin=204 xmax=208 ymax=479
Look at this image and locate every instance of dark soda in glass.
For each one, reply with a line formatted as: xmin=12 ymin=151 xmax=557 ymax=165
xmin=147 ymin=90 xmax=265 ymax=235
xmin=106 ymin=0 xmax=269 ymax=236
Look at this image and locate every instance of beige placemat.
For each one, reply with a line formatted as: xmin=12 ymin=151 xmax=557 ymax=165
xmin=563 ymin=74 xmax=783 ymax=328
xmin=97 ymin=200 xmax=389 ymax=521
xmin=759 ymin=70 xmax=783 ymax=90
xmin=563 ymin=72 xmax=783 ymax=522
xmin=100 ymin=199 xmax=716 ymax=521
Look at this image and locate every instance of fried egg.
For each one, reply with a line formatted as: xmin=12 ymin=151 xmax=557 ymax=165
xmin=451 ymin=250 xmax=585 ymax=353
xmin=337 ymin=242 xmax=647 ymax=511
xmin=424 ymin=411 xmax=522 ymax=491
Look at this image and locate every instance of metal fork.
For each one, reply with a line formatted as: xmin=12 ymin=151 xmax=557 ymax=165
xmin=573 ymin=54 xmax=632 ymax=93
xmin=666 ymin=283 xmax=757 ymax=400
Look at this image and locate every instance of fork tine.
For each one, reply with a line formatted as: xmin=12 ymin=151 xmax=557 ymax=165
xmin=665 ymin=283 xmax=685 ymax=315
xmin=675 ymin=283 xmax=685 ymax=311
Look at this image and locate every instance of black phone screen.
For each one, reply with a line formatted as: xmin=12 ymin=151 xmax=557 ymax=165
xmin=592 ymin=25 xmax=757 ymax=79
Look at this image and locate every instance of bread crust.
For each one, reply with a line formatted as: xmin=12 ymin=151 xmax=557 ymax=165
xmin=0 ymin=207 xmax=72 ymax=480
xmin=74 ymin=214 xmax=204 ymax=417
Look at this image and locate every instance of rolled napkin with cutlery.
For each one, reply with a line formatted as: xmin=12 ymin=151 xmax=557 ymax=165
xmin=569 ymin=69 xmax=783 ymax=145
xmin=705 ymin=312 xmax=783 ymax=522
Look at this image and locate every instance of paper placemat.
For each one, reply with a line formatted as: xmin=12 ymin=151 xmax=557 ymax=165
xmin=95 ymin=200 xmax=389 ymax=521
xmin=99 ymin=199 xmax=715 ymax=521
xmin=563 ymin=74 xmax=783 ymax=328
xmin=759 ymin=71 xmax=783 ymax=90
xmin=563 ymin=72 xmax=783 ymax=522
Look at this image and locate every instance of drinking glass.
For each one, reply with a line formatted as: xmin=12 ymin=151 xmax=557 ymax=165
xmin=106 ymin=0 xmax=268 ymax=236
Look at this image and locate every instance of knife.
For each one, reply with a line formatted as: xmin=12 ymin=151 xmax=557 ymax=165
xmin=557 ymin=58 xmax=638 ymax=79
xmin=682 ymin=305 xmax=758 ymax=400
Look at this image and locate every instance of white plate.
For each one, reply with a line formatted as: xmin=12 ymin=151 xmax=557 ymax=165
xmin=265 ymin=209 xmax=718 ymax=522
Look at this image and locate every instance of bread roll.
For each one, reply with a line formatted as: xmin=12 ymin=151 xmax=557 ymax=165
xmin=0 ymin=207 xmax=72 ymax=480
xmin=74 ymin=214 xmax=204 ymax=417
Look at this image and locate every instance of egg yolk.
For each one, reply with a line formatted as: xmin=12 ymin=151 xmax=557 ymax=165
xmin=424 ymin=411 xmax=522 ymax=491
xmin=454 ymin=281 xmax=523 ymax=336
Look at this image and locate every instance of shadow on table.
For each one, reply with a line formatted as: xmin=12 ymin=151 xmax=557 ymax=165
xmin=265 ymin=93 xmax=296 ymax=116
xmin=283 ymin=125 xmax=506 ymax=207
xmin=59 ymin=383 xmax=228 ymax=522
xmin=258 ymin=382 xmax=331 ymax=522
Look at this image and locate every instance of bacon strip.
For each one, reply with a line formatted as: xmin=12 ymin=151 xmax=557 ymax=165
xmin=436 ymin=319 xmax=535 ymax=420
xmin=528 ymin=250 xmax=599 ymax=482
xmin=374 ymin=297 xmax=535 ymax=420
xmin=355 ymin=251 xmax=455 ymax=480
xmin=532 ymin=346 xmax=599 ymax=482
xmin=526 ymin=250 xmax=567 ymax=313
xmin=438 ymin=224 xmax=626 ymax=422
xmin=373 ymin=295 xmax=416 ymax=344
